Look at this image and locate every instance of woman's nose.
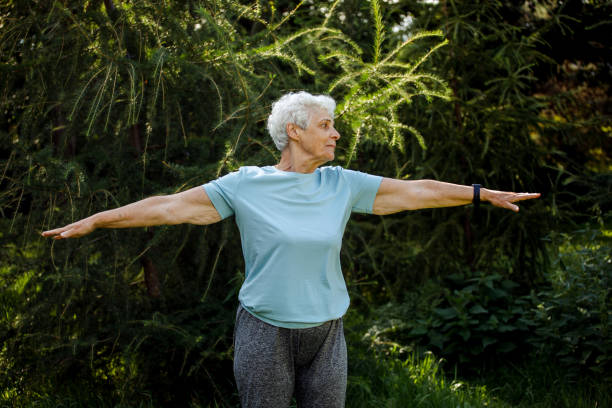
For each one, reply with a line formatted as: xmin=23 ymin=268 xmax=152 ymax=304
xmin=331 ymin=127 xmax=340 ymax=140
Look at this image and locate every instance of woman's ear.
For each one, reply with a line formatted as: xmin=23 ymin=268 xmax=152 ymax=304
xmin=286 ymin=123 xmax=301 ymax=142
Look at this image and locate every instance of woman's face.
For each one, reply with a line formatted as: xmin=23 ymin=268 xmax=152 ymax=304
xmin=295 ymin=108 xmax=341 ymax=165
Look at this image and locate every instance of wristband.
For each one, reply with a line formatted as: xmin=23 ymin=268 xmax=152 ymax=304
xmin=472 ymin=184 xmax=481 ymax=215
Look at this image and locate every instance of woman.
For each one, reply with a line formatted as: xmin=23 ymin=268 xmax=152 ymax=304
xmin=43 ymin=91 xmax=540 ymax=407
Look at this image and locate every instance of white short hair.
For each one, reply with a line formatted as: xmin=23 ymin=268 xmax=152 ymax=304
xmin=267 ymin=91 xmax=336 ymax=151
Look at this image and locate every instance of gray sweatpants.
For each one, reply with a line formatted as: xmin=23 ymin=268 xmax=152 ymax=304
xmin=233 ymin=305 xmax=347 ymax=408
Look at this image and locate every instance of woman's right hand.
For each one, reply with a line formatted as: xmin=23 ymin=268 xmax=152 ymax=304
xmin=42 ymin=217 xmax=97 ymax=240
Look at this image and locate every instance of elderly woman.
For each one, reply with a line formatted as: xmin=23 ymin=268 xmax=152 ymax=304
xmin=43 ymin=91 xmax=539 ymax=407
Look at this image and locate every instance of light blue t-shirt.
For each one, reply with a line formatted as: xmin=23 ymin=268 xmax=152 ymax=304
xmin=203 ymin=165 xmax=382 ymax=328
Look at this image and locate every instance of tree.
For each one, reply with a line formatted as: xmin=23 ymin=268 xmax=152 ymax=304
xmin=0 ymin=0 xmax=450 ymax=404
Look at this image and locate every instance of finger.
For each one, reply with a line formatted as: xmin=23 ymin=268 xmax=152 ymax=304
xmin=43 ymin=226 xmax=80 ymax=239
xmin=501 ymin=193 xmax=539 ymax=204
xmin=57 ymin=228 xmax=79 ymax=239
xmin=47 ymin=231 xmax=70 ymax=238
xmin=491 ymin=198 xmax=520 ymax=212
xmin=497 ymin=200 xmax=519 ymax=212
xmin=42 ymin=227 xmax=68 ymax=237
xmin=512 ymin=193 xmax=540 ymax=202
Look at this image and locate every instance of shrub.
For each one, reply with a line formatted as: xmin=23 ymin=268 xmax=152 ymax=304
xmin=524 ymin=229 xmax=612 ymax=381
xmin=363 ymin=227 xmax=612 ymax=380
xmin=365 ymin=271 xmax=533 ymax=370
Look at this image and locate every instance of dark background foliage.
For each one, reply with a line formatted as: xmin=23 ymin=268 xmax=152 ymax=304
xmin=1 ymin=0 xmax=610 ymax=406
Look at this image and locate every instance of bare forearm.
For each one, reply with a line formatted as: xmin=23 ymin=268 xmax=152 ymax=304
xmin=373 ymin=178 xmax=540 ymax=215
xmin=42 ymin=195 xmax=174 ymax=240
xmin=90 ymin=196 xmax=173 ymax=229
xmin=373 ymin=179 xmax=471 ymax=214
xmin=410 ymin=179 xmax=475 ymax=209
xmin=43 ymin=186 xmax=221 ymax=240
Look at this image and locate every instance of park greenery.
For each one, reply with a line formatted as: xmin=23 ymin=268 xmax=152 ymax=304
xmin=1 ymin=0 xmax=610 ymax=406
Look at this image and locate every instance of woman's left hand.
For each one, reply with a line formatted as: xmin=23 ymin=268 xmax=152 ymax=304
xmin=481 ymin=189 xmax=541 ymax=212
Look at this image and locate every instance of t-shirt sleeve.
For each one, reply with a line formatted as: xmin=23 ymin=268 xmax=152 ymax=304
xmin=341 ymin=168 xmax=383 ymax=214
xmin=202 ymin=169 xmax=242 ymax=220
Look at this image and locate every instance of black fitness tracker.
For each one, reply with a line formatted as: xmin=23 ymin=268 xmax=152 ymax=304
xmin=472 ymin=184 xmax=481 ymax=215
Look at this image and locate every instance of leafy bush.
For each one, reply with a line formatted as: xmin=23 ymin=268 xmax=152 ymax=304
xmin=364 ymin=226 xmax=612 ymax=380
xmin=2 ymin=0 xmax=610 ymax=404
xmin=365 ymin=271 xmax=533 ymax=370
xmin=0 ymin=0 xmax=449 ymax=404
xmin=524 ymin=229 xmax=612 ymax=381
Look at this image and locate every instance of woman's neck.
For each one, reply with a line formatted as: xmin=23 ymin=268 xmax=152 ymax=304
xmin=275 ymin=147 xmax=323 ymax=174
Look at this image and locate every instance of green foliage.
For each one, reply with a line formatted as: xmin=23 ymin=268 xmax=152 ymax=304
xmin=1 ymin=0 xmax=611 ymax=405
xmin=525 ymin=228 xmax=612 ymax=381
xmin=338 ymin=0 xmax=611 ymax=288
xmin=346 ymin=310 xmax=611 ymax=408
xmin=362 ymin=226 xmax=612 ymax=380
xmin=482 ymin=358 xmax=612 ymax=408
xmin=348 ymin=350 xmax=496 ymax=408
xmin=0 ymin=0 xmax=448 ymax=405
xmin=345 ymin=311 xmax=503 ymax=408
xmin=365 ymin=271 xmax=533 ymax=369
xmin=323 ymin=7 xmax=450 ymax=164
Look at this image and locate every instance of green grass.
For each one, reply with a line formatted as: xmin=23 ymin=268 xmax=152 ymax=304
xmin=347 ymin=350 xmax=500 ymax=408
xmin=345 ymin=343 xmax=611 ymax=408
xmin=3 ymin=354 xmax=609 ymax=408
xmin=480 ymin=359 xmax=611 ymax=408
xmin=3 ymin=332 xmax=609 ymax=408
xmin=345 ymin=328 xmax=501 ymax=407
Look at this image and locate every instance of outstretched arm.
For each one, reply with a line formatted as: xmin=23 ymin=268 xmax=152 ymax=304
xmin=42 ymin=186 xmax=221 ymax=240
xmin=372 ymin=178 xmax=540 ymax=215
